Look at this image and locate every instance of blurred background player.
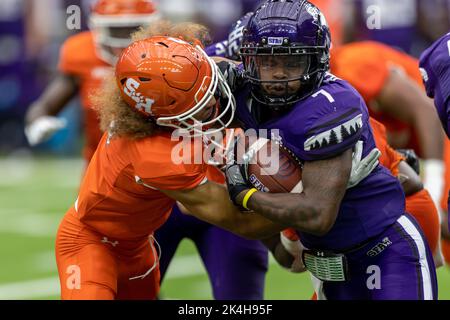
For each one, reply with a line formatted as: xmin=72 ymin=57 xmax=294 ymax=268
xmin=419 ymin=32 xmax=450 ymax=265
xmin=330 ymin=41 xmax=448 ymax=231
xmin=24 ymin=0 xmax=160 ymax=165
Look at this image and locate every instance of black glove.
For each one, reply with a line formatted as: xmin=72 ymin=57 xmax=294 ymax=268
xmin=396 ymin=149 xmax=420 ymax=175
xmin=225 ymin=163 xmax=251 ymax=207
xmin=224 ymin=135 xmax=252 ymax=207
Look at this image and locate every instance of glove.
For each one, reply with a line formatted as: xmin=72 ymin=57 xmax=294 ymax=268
xmin=347 ymin=141 xmax=381 ymax=189
xmin=25 ymin=116 xmax=67 ymax=146
xmin=225 ymin=161 xmax=251 ymax=207
xmin=224 ymin=135 xmax=252 ymax=206
xmin=396 ymin=149 xmax=420 ymax=175
xmin=280 ymin=229 xmax=306 ymax=273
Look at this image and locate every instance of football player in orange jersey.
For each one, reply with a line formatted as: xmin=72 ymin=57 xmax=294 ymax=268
xmin=55 ymin=23 xmax=288 ymax=299
xmin=330 ymin=41 xmax=450 ymax=265
xmin=24 ymin=0 xmax=160 ymax=163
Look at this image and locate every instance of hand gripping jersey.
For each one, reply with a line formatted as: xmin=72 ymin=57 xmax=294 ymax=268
xmin=235 ymin=73 xmax=406 ymax=251
xmin=419 ymin=32 xmax=450 ymax=138
xmin=74 ymin=131 xmax=208 ymax=240
xmin=58 ymin=31 xmax=112 ymax=162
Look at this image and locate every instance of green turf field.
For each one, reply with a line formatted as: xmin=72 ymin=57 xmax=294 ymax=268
xmin=0 ymin=156 xmax=448 ymax=300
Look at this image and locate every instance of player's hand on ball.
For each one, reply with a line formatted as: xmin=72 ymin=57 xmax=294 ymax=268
xmin=347 ymin=141 xmax=381 ymax=189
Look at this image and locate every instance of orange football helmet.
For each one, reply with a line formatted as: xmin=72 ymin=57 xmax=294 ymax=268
xmin=115 ymin=36 xmax=235 ymax=136
xmin=89 ymin=0 xmax=160 ymax=65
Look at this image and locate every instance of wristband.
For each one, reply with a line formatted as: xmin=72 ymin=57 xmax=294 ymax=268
xmin=242 ymin=188 xmax=258 ymax=210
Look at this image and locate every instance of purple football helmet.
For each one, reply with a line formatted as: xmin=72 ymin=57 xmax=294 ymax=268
xmin=240 ymin=0 xmax=331 ymax=109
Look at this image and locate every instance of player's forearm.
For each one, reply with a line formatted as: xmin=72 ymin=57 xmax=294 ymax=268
xmin=182 ymin=184 xmax=283 ymax=239
xmin=414 ymin=111 xmax=444 ymax=160
xmin=398 ymin=161 xmax=423 ymax=196
xmin=25 ymin=74 xmax=79 ymax=124
xmin=240 ymin=191 xmax=337 ymax=236
xmin=261 ymin=234 xmax=294 ymax=269
xmin=188 ymin=201 xmax=282 ymax=239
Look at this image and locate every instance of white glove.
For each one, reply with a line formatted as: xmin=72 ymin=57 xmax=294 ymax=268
xmin=280 ymin=229 xmax=307 ymax=273
xmin=347 ymin=141 xmax=381 ymax=189
xmin=25 ymin=116 xmax=67 ymax=146
xmin=423 ymin=159 xmax=445 ymax=212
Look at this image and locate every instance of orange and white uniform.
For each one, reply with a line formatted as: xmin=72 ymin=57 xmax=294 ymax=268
xmin=58 ymin=31 xmax=111 ymax=162
xmin=56 ymin=131 xmax=207 ymax=299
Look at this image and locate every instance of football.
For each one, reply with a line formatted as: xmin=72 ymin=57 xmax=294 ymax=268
xmin=245 ymin=137 xmax=303 ymax=193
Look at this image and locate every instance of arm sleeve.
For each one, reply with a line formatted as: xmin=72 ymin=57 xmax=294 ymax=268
xmin=132 ymin=140 xmax=208 ymax=191
xmin=292 ymin=88 xmax=365 ymax=161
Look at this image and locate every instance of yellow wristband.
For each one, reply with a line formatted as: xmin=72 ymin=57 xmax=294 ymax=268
xmin=242 ymin=188 xmax=258 ymax=210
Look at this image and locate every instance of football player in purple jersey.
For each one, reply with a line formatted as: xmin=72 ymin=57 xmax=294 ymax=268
xmin=419 ymin=32 xmax=450 ymax=243
xmin=205 ymin=12 xmax=253 ymax=60
xmin=225 ymin=0 xmax=438 ymax=300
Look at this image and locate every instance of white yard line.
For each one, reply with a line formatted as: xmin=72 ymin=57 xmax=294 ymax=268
xmin=0 ymin=212 xmax=61 ymax=237
xmin=0 ymin=254 xmax=276 ymax=299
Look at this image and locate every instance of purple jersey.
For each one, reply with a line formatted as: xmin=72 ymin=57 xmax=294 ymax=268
xmin=419 ymin=32 xmax=450 ymax=138
xmin=205 ymin=40 xmax=229 ymax=58
xmin=235 ymin=73 xmax=406 ymax=251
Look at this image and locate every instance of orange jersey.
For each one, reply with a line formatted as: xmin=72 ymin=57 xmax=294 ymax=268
xmin=331 ymin=41 xmax=423 ymax=103
xmin=370 ymin=118 xmax=404 ymax=176
xmin=75 ymin=131 xmax=208 ymax=240
xmin=58 ymin=31 xmax=112 ymax=161
xmin=331 ymin=41 xmax=424 ymax=153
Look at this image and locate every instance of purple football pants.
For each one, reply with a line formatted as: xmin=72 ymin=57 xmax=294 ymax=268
xmin=155 ymin=204 xmax=269 ymax=300
xmin=316 ymin=214 xmax=438 ymax=300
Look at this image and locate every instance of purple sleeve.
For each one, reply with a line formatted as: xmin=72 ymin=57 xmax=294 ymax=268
xmin=419 ymin=33 xmax=450 ymax=100
xmin=287 ymin=83 xmax=365 ymax=161
xmin=205 ymin=40 xmax=229 ymax=57
xmin=419 ymin=33 xmax=450 ymax=136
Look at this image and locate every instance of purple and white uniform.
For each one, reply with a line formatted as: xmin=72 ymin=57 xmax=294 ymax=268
xmin=419 ymin=32 xmax=450 ymax=231
xmin=419 ymin=32 xmax=450 ymax=138
xmin=205 ymin=40 xmax=229 ymax=58
xmin=234 ymin=73 xmax=438 ymax=300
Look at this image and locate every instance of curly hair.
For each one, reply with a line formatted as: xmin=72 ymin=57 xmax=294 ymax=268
xmin=90 ymin=20 xmax=212 ymax=140
xmin=132 ymin=20 xmax=212 ymax=47
xmin=90 ymin=75 xmax=158 ymax=139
